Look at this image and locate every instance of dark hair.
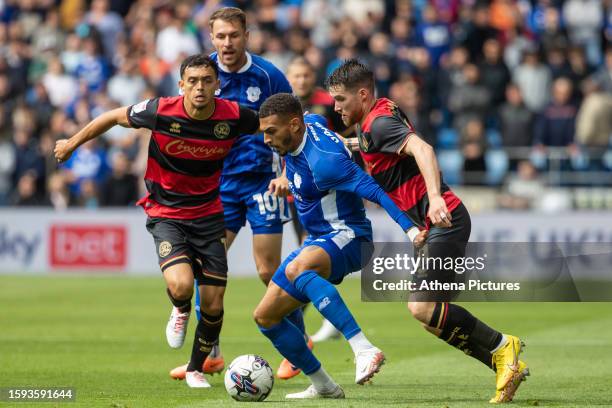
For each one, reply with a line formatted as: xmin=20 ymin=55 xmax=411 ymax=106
xmin=180 ymin=54 xmax=218 ymax=78
xmin=209 ymin=7 xmax=247 ymax=31
xmin=259 ymin=93 xmax=303 ymax=119
xmin=325 ymin=58 xmax=374 ymax=92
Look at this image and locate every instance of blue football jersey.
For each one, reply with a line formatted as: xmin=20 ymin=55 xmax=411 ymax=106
xmin=210 ymin=51 xmax=292 ymax=176
xmin=285 ymin=115 xmax=414 ymax=240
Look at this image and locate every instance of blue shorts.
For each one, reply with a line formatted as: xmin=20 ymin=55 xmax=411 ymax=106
xmin=272 ymin=230 xmax=374 ymax=303
xmin=220 ymin=173 xmax=289 ymax=235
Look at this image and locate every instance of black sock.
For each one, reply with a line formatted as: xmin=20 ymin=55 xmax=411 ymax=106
xmin=430 ymin=302 xmax=501 ymax=371
xmin=187 ymin=311 xmax=224 ymax=372
xmin=166 ymin=288 xmax=192 ymax=313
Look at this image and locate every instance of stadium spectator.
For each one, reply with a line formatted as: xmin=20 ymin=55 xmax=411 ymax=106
xmin=0 ymin=122 xmax=15 ymax=206
xmin=538 ymin=5 xmax=569 ymax=54
xmin=499 ymin=83 xmax=534 ymax=148
xmin=461 ymin=4 xmax=498 ymax=61
xmin=513 ymin=47 xmax=552 ymax=112
xmin=100 ymin=151 xmax=138 ymax=207
xmin=562 ymin=0 xmax=604 ymax=66
xmin=155 ymin=4 xmax=200 ymax=65
xmin=12 ymin=171 xmax=45 ymax=207
xmin=460 ymin=118 xmax=488 ymax=185
xmin=416 ymin=5 xmax=452 ymax=68
xmin=107 ymin=57 xmax=147 ymax=107
xmin=42 ymin=57 xmax=79 ymax=108
xmin=497 ymin=160 xmax=544 ymax=210
xmin=389 ymin=78 xmax=435 ymax=145
xmin=60 ymin=139 xmax=109 ymax=195
xmin=76 ymin=178 xmax=99 ymax=209
xmin=575 ymin=84 xmax=612 ymax=148
xmin=588 ymin=46 xmax=612 ymax=93
xmin=84 ymin=0 xmax=124 ymax=60
xmin=11 ymin=107 xmax=45 ymax=192
xmin=448 ymin=63 xmax=491 ymax=132
xmin=533 ymin=77 xmax=578 ymax=148
xmin=479 ymin=38 xmax=511 ymax=108
xmin=45 ymin=172 xmax=71 ymax=210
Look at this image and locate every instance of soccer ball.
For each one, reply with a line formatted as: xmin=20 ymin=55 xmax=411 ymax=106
xmin=224 ymin=354 xmax=274 ymax=402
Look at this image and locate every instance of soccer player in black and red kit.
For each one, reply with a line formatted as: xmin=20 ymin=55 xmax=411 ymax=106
xmin=53 ymin=55 xmax=259 ymax=389
xmin=326 ymin=59 xmax=529 ymax=403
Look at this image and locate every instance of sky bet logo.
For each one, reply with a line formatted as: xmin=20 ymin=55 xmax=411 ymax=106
xmin=0 ymin=226 xmax=41 ymax=266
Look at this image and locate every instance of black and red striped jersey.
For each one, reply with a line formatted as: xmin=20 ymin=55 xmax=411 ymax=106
xmin=127 ymin=96 xmax=259 ymax=220
xmin=357 ymin=98 xmax=461 ymax=229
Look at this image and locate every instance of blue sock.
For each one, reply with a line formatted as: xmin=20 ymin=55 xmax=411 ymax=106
xmin=259 ymin=318 xmax=321 ymax=375
xmin=194 ymin=283 xmax=201 ymax=320
xmin=293 ymin=270 xmax=361 ymax=340
xmin=286 ymin=307 xmax=306 ymax=336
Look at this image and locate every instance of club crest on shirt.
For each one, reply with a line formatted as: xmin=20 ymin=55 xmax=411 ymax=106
xmin=293 ymin=173 xmax=302 ymax=189
xmin=214 ymin=122 xmax=231 ymax=139
xmin=246 ymin=86 xmax=262 ymax=103
xmin=158 ymin=241 xmax=172 ymax=257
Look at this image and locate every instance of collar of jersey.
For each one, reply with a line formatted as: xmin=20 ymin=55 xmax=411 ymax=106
xmin=217 ymin=51 xmax=252 ymax=74
xmin=290 ymin=128 xmax=308 ymax=156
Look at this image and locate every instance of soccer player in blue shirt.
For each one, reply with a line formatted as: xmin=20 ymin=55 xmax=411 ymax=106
xmin=253 ymin=93 xmax=423 ymax=399
xmin=169 ymin=7 xmax=304 ymax=380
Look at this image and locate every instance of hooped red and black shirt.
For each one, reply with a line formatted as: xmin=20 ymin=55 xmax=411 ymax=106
xmin=357 ymin=98 xmax=461 ymax=229
xmin=127 ymin=96 xmax=259 ymax=220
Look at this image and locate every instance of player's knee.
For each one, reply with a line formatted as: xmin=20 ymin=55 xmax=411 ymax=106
xmin=407 ymin=301 xmax=434 ymax=324
xmin=253 ymin=306 xmax=280 ymax=329
xmin=166 ymin=277 xmax=193 ymax=300
xmin=200 ymin=290 xmax=224 ymax=316
xmin=284 ymin=260 xmax=307 ymax=283
xmin=255 ymin=259 xmax=277 ymax=284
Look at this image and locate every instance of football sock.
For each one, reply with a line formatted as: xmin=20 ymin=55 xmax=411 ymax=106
xmin=293 ymin=270 xmax=361 ymax=340
xmin=286 ymin=307 xmax=306 ymax=336
xmin=306 ymin=366 xmax=337 ymax=393
xmin=347 ymin=331 xmax=375 ymax=355
xmin=429 ymin=302 xmax=502 ymax=370
xmin=259 ymin=318 xmax=321 ymax=375
xmin=166 ymin=288 xmax=192 ymax=313
xmin=187 ymin=311 xmax=223 ymax=372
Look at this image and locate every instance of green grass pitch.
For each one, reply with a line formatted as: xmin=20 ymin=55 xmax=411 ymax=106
xmin=1 ymin=275 xmax=611 ymax=407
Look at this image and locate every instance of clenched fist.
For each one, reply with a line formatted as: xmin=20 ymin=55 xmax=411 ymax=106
xmin=54 ymin=139 xmax=74 ymax=163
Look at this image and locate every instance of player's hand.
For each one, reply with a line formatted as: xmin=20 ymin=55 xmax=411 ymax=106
xmin=54 ymin=139 xmax=75 ymax=163
xmin=413 ymin=230 xmax=428 ymax=249
xmin=268 ymin=175 xmax=289 ymax=197
xmin=428 ymin=195 xmax=452 ymax=228
xmin=407 ymin=227 xmax=428 ymax=249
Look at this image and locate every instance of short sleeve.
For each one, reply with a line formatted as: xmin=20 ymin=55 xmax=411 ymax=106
xmin=271 ymin=70 xmax=293 ymax=94
xmin=369 ymin=115 xmax=416 ymax=154
xmin=238 ymin=105 xmax=260 ymax=135
xmin=127 ymin=98 xmax=159 ymax=130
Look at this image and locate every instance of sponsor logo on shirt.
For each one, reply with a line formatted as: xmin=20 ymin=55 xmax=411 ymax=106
xmin=164 ymin=140 xmax=229 ymax=159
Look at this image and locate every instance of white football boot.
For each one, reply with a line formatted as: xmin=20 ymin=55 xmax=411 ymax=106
xmin=165 ymin=307 xmax=190 ymax=349
xmin=185 ymin=371 xmax=211 ymax=388
xmin=355 ymin=347 xmax=386 ymax=384
xmin=285 ymin=384 xmax=345 ymax=399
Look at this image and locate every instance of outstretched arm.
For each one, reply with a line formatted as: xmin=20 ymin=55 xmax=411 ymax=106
xmin=54 ymin=107 xmax=131 ymax=163
xmin=314 ymin=154 xmax=420 ymax=239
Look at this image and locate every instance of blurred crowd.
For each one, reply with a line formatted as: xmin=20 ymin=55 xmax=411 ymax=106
xmin=0 ymin=0 xmax=611 ymax=210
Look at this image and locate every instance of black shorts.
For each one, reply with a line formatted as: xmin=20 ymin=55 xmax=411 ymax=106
xmin=146 ymin=213 xmax=228 ymax=287
xmin=411 ymin=202 xmax=471 ymax=302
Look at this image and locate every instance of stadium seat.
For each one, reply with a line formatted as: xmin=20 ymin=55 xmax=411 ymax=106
xmin=485 ymin=150 xmax=509 ymax=185
xmin=437 ymin=128 xmax=459 ymax=150
xmin=437 ymin=149 xmax=463 ymax=185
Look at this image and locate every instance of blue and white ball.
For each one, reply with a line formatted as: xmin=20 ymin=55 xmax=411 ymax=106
xmin=224 ymin=355 xmax=274 ymax=402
